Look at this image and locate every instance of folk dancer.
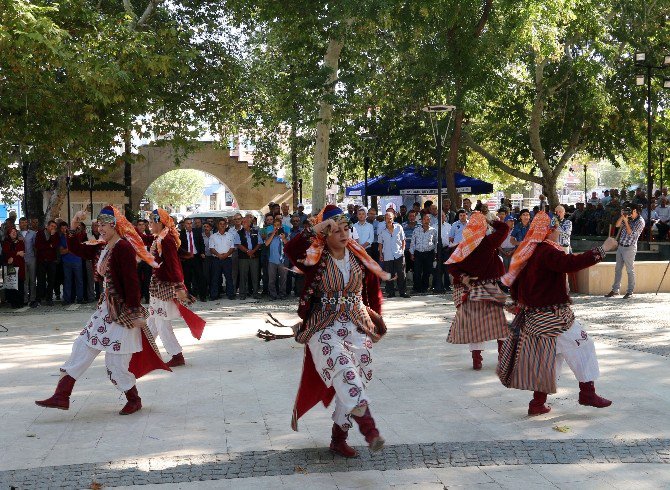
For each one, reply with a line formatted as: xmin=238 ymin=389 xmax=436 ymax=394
xmin=497 ymin=212 xmax=618 ymax=415
xmin=445 ymin=212 xmax=509 ymax=370
xmin=285 ymin=205 xmax=391 ymax=458
xmin=147 ymin=209 xmax=206 ymax=367
xmin=35 ymin=207 xmax=170 ymax=415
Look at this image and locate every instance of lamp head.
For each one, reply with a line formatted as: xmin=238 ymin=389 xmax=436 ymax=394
xmin=422 ymin=104 xmax=456 ymax=113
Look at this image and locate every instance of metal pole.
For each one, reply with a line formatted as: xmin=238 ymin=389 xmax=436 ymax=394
xmin=583 ymin=164 xmax=587 ymax=203
xmin=89 ymin=174 xmax=94 ymax=220
xmin=21 ymin=155 xmax=28 ymax=219
xmin=434 ymin=134 xmax=444 ymax=293
xmin=647 ymin=64 xmax=653 ymax=244
xmin=298 ymin=178 xmax=303 ymax=203
xmin=66 ymin=174 xmax=71 ymax=225
xmin=660 ymin=151 xmax=664 ymax=192
xmin=364 ymin=155 xmax=370 ymax=207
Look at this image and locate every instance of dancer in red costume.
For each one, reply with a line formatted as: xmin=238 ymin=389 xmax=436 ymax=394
xmin=498 ymin=212 xmax=618 ymax=415
xmin=284 ymin=205 xmax=391 ymax=458
xmin=147 ymin=209 xmax=206 ymax=367
xmin=445 ymin=211 xmax=509 ymax=370
xmin=35 ymin=207 xmax=170 ymax=415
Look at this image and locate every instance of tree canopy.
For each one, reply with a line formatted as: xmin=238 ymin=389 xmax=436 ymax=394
xmin=2 ymin=0 xmax=669 ymax=212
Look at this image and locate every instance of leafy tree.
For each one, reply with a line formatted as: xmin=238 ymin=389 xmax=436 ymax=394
xmin=1 ymin=0 xmax=241 ymax=221
xmin=145 ymin=169 xmax=206 ymax=210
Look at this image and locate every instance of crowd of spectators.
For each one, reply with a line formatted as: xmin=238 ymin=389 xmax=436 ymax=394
xmin=2 ymin=186 xmax=668 ymax=308
xmin=566 ymin=187 xmax=669 ymax=241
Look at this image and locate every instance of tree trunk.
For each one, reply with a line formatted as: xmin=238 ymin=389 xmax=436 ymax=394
xmin=123 ymin=129 xmax=133 ymax=220
xmin=25 ymin=160 xmax=45 ymax=225
xmin=290 ymin=125 xmax=299 ymax=211
xmin=45 ymin=175 xmax=67 ymax=223
xmin=446 ymin=109 xmax=463 ymax=206
xmin=312 ymin=36 xmax=344 ymax=212
xmin=542 ymin=176 xmax=560 ymax=209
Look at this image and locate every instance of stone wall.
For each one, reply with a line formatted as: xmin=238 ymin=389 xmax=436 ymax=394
xmin=107 ymin=142 xmax=293 ymax=213
xmin=575 ymin=260 xmax=670 ymax=294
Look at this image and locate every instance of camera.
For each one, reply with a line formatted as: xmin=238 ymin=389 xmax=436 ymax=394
xmin=622 ymin=207 xmax=632 ymax=217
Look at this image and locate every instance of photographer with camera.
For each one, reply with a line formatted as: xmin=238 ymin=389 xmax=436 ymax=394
xmin=605 ymin=204 xmax=644 ymax=299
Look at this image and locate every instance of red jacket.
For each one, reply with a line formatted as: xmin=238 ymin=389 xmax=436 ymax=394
xmin=152 ymin=234 xmax=184 ymax=283
xmin=67 ymin=237 xmax=142 ymax=309
xmin=284 ymin=230 xmax=382 ymax=320
xmin=35 ymin=229 xmax=60 ymax=262
xmin=2 ymin=238 xmax=26 ymax=280
xmin=511 ymin=243 xmax=604 ymax=307
xmin=448 ymin=220 xmax=508 ymax=285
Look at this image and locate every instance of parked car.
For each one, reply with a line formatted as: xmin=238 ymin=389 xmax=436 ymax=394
xmin=187 ymin=208 xmax=263 ymax=224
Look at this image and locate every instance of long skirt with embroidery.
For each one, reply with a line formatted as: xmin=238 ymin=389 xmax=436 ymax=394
xmin=447 ymin=281 xmax=508 ymax=344
xmin=60 ymin=299 xmax=141 ymax=392
xmin=308 ymin=320 xmax=373 ymax=430
xmin=75 ymin=299 xmax=141 ymax=354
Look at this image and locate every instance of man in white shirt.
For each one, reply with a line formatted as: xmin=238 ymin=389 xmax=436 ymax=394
xmin=353 ymin=208 xmax=374 ymax=254
xmin=656 ymin=198 xmax=670 ymax=240
xmin=436 ymin=211 xmax=453 ymax=291
xmin=209 ymin=218 xmax=236 ymax=300
xmin=18 ymin=217 xmax=37 ymax=306
xmin=448 ymin=209 xmax=468 ymax=249
xmin=410 ymin=213 xmax=437 ymax=293
xmin=280 ymin=202 xmax=292 ymax=229
xmin=378 ymin=212 xmax=408 ymax=298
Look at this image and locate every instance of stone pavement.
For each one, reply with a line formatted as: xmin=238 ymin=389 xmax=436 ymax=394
xmin=1 ymin=293 xmax=669 ymax=488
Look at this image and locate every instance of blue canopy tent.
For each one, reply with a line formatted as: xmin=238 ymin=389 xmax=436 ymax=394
xmin=345 ymin=166 xmax=493 ymax=197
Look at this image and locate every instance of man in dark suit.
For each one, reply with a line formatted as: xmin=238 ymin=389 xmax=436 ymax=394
xmin=179 ymin=217 xmax=207 ymax=301
xmin=236 ymin=215 xmax=262 ymax=299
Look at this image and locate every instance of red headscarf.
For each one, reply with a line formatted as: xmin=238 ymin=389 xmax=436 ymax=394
xmin=152 ymin=208 xmax=181 ymax=256
xmin=445 ymin=211 xmax=487 ymax=264
xmin=95 ymin=206 xmax=158 ymax=268
xmin=501 ymin=211 xmax=562 ymax=286
xmin=302 ymin=205 xmax=390 ymax=280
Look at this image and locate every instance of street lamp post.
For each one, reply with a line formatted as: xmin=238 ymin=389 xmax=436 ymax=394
xmin=360 ymin=133 xmax=376 ymax=208
xmin=583 ymin=163 xmax=588 ymax=204
xmin=88 ymin=174 xmax=94 ymax=220
xmin=21 ymin=151 xmax=28 ymax=219
xmin=422 ymin=104 xmax=456 ymax=293
xmin=635 ymin=51 xmax=669 ymax=243
xmin=66 ymin=162 xmax=72 ymax=225
xmin=660 ymin=150 xmax=665 ymax=193
xmin=298 ymin=178 xmax=303 ymax=204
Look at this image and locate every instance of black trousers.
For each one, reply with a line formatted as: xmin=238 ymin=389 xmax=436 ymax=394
xmin=413 ymin=250 xmax=434 ymax=292
xmin=137 ymin=261 xmax=152 ymax=302
xmin=433 ymin=246 xmax=452 ymax=289
xmin=37 ymin=261 xmax=57 ymax=301
xmin=383 ymin=257 xmax=407 ymax=295
xmin=181 ymin=257 xmax=205 ymax=299
xmin=368 ymin=244 xmax=380 ymax=263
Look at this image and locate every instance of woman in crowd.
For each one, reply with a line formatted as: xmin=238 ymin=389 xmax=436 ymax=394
xmin=2 ymin=227 xmax=26 ymax=308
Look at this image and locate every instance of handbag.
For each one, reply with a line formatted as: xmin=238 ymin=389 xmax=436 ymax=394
xmin=3 ymin=265 xmax=18 ymax=290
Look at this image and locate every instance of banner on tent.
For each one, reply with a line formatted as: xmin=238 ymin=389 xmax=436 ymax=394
xmin=400 ymin=187 xmax=472 ymax=195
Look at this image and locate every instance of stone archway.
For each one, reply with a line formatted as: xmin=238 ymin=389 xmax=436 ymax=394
xmin=108 ymin=141 xmax=292 ymax=211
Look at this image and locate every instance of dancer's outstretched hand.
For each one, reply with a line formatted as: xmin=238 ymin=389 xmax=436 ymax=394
xmin=602 ymin=237 xmax=618 ymax=252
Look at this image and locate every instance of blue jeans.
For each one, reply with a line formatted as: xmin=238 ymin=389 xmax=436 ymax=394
xmin=210 ymin=257 xmax=234 ymax=299
xmin=63 ymin=260 xmax=84 ymax=303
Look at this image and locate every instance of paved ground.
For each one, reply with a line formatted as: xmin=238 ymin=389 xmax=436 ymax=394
xmin=1 ymin=293 xmax=669 ymax=488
